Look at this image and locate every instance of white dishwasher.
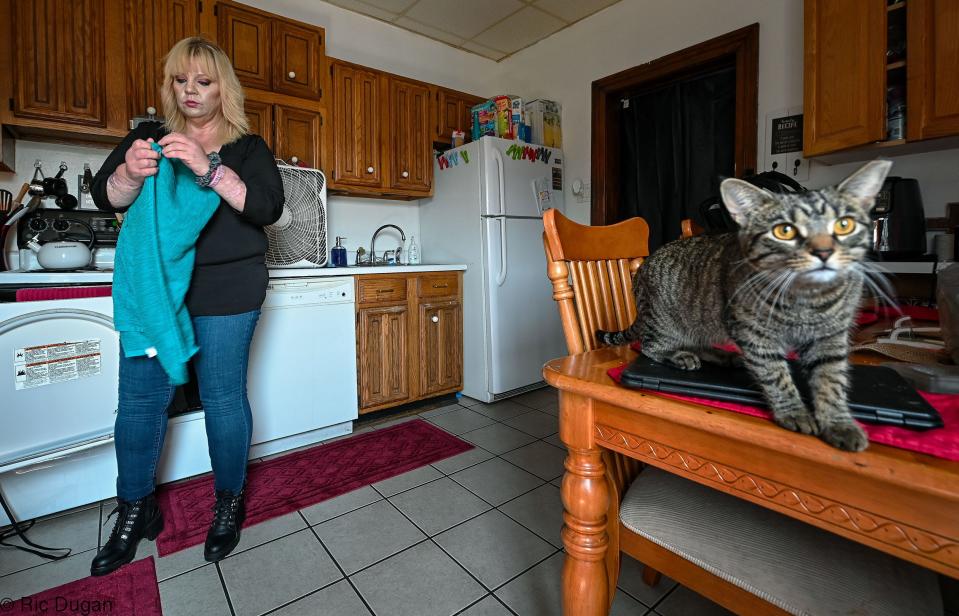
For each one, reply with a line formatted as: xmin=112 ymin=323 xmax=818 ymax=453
xmin=157 ymin=276 xmax=358 ymax=481
xmin=247 ymin=276 xmax=358 ymax=443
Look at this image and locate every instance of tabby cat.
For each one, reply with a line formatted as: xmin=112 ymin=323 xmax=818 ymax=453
xmin=599 ymin=160 xmax=893 ymax=451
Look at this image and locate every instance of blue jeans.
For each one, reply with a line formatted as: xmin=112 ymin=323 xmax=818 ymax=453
xmin=114 ymin=309 xmax=260 ymax=501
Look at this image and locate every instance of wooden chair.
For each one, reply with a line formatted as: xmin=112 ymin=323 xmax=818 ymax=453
xmin=680 ymin=217 xmax=704 ymax=238
xmin=541 ymin=208 xmax=941 ymax=615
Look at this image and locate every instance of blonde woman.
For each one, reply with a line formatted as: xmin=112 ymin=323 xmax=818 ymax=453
xmin=90 ymin=37 xmax=284 ymax=575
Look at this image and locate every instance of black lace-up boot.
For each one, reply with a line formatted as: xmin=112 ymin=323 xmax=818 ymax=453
xmin=90 ymin=494 xmax=163 ymax=577
xmin=204 ymin=489 xmax=245 ymax=562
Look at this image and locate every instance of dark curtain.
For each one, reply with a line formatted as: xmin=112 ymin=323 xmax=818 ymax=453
xmin=620 ymin=66 xmax=736 ymax=250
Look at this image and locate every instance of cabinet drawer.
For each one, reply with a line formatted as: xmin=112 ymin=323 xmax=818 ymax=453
xmin=357 ymin=277 xmax=407 ymax=304
xmin=418 ymin=274 xmax=458 ymax=298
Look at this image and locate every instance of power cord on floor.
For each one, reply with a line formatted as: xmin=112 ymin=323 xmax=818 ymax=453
xmin=0 ymin=485 xmax=71 ymax=560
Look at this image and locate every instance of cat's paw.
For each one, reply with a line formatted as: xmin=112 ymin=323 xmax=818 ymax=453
xmin=774 ymin=410 xmax=819 ymax=435
xmin=666 ymin=351 xmax=701 ymax=370
xmin=819 ymin=421 xmax=869 ymax=452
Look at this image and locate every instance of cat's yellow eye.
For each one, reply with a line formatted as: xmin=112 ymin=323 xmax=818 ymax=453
xmin=772 ymin=223 xmax=797 ymax=241
xmin=833 ymin=217 xmax=856 ymax=236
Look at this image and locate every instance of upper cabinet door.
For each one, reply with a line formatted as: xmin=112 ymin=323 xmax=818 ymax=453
xmin=907 ymin=0 xmax=959 ymax=140
xmin=275 ymin=104 xmax=323 ymax=169
xmin=435 ymin=88 xmax=484 ymax=145
xmin=217 ymin=0 xmax=271 ymax=90
xmin=272 ymin=19 xmax=324 ymax=99
xmin=244 ymin=99 xmax=273 ymax=151
xmin=389 ymin=77 xmax=432 ymax=193
xmin=803 ymin=0 xmax=886 ymax=156
xmin=125 ymin=0 xmax=201 ymax=123
xmin=331 ymin=62 xmax=381 ymax=188
xmin=13 ymin=0 xmax=108 ymax=126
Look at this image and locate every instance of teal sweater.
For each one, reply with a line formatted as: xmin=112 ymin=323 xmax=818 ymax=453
xmin=113 ymin=145 xmax=221 ymax=384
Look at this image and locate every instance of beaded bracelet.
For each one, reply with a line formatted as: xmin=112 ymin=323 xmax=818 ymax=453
xmin=195 ymin=152 xmax=222 ymax=187
xmin=208 ymin=164 xmax=225 ymax=188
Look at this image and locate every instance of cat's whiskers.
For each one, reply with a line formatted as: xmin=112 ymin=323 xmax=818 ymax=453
xmin=754 ymin=270 xmax=793 ymax=314
xmin=766 ymin=272 xmax=798 ymax=328
xmin=727 ymin=269 xmax=779 ymax=305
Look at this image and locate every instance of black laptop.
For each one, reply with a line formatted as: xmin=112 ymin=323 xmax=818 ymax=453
xmin=619 ymin=355 xmax=944 ymax=430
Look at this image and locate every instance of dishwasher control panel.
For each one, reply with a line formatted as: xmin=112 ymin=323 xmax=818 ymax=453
xmin=262 ymin=277 xmax=354 ymax=308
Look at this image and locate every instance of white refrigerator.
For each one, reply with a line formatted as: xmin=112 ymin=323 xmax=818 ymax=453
xmin=420 ymin=137 xmax=568 ymax=402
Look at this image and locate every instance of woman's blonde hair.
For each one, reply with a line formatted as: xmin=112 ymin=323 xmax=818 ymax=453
xmin=161 ymin=37 xmax=249 ymax=144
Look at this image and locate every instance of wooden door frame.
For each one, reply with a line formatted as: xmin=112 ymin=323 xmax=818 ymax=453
xmin=591 ymin=24 xmax=759 ymax=225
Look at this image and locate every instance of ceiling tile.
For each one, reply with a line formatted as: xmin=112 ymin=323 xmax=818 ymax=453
xmin=406 ymin=0 xmax=525 ymax=39
xmin=324 ymin=0 xmax=398 ymax=22
xmin=363 ymin=0 xmax=418 ymax=12
xmin=533 ymin=0 xmax=620 ymax=23
xmin=472 ymin=6 xmax=564 ymax=54
xmin=394 ymin=17 xmax=466 ymax=46
xmin=461 ymin=41 xmax=507 ymax=61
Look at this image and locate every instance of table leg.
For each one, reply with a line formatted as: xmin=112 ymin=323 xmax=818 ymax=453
xmin=560 ymin=394 xmax=610 ymax=615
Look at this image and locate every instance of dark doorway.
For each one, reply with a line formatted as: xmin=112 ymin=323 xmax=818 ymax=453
xmin=620 ymin=65 xmax=736 ymax=249
xmin=591 ymin=24 xmax=759 ymax=237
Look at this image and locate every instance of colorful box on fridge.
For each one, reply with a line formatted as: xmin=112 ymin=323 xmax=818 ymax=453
xmin=524 ymin=99 xmax=562 ymax=148
xmin=493 ymin=95 xmax=512 ymax=139
xmin=471 ymin=100 xmax=497 ymax=140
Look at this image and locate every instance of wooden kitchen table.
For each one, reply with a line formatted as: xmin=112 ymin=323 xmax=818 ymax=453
xmin=544 ymin=345 xmax=959 ymax=615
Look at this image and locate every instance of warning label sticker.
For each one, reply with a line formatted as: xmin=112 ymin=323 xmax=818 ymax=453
xmin=14 ymin=340 xmax=101 ymax=390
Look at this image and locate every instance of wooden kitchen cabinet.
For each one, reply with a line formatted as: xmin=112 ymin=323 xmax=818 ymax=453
xmin=329 ymin=59 xmax=439 ymax=198
xmin=419 ymin=300 xmax=463 ymax=397
xmin=388 ymin=77 xmax=432 ymax=193
xmin=355 ymin=272 xmax=463 ymax=414
xmin=803 ymin=0 xmax=886 ymax=157
xmin=243 ymin=99 xmax=274 ymax=150
xmin=272 ymin=18 xmax=324 ymax=99
xmin=358 ymin=304 xmax=411 ymax=409
xmin=4 ymin=0 xmax=128 ymax=138
xmin=217 ymin=0 xmax=325 ymax=100
xmin=124 ymin=0 xmax=202 ymax=124
xmin=244 ymin=99 xmax=324 ymax=168
xmin=804 ymin=0 xmax=959 ymax=161
xmin=216 ymin=0 xmax=272 ymax=90
xmin=330 ymin=60 xmax=383 ymax=189
xmin=907 ymin=0 xmax=959 ymax=140
xmin=434 ymin=87 xmax=486 ymax=146
xmin=274 ymin=104 xmax=324 ymax=168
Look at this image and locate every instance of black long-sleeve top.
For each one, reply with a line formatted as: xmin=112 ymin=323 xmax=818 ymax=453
xmin=92 ymin=121 xmax=285 ymax=316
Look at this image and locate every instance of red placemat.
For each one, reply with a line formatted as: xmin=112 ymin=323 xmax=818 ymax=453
xmin=607 ymin=362 xmax=959 ymax=461
xmin=2 ymin=557 xmax=161 ymax=615
xmin=156 ymin=419 xmax=473 ymax=556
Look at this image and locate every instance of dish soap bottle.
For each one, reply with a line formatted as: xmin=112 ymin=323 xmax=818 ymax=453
xmin=407 ymin=235 xmax=420 ymax=265
xmin=331 ymin=236 xmax=347 ymax=267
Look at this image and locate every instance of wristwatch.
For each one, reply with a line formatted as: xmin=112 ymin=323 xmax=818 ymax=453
xmin=195 ymin=152 xmax=222 ymax=187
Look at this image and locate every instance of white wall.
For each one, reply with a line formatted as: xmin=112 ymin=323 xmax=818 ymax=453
xmin=0 ymin=0 xmax=500 ymax=264
xmin=495 ymin=0 xmax=959 ymax=224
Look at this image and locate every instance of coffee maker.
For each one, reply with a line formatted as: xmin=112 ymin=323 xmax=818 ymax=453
xmin=871 ymin=177 xmax=927 ymax=260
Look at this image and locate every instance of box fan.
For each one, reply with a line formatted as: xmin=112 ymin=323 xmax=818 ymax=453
xmin=265 ymin=163 xmax=328 ymax=268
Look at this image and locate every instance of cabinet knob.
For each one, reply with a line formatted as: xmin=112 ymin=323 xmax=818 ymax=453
xmin=291 ymin=156 xmax=299 ymax=164
xmin=431 ymin=315 xmax=439 ymax=323
xmin=288 ymin=71 xmax=296 ymax=79
xmin=367 ymin=166 xmax=375 ymax=173
xmin=146 ymin=106 xmax=156 ymax=116
xmin=401 ymin=171 xmax=409 ymax=178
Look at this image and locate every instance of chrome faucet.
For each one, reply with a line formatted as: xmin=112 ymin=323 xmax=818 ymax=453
xmin=369 ymin=224 xmax=406 ymax=265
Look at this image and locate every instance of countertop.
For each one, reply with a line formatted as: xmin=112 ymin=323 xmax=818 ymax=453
xmin=0 ymin=264 xmax=467 ymax=286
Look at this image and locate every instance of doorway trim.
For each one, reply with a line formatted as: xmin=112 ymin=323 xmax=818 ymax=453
xmin=591 ymin=24 xmax=759 ymax=225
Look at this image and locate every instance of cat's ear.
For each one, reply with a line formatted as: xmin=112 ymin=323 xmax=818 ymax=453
xmin=837 ymin=160 xmax=893 ymax=207
xmin=720 ymin=178 xmax=774 ymax=225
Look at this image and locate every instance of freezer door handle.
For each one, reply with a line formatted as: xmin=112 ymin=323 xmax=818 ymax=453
xmin=495 ymin=217 xmax=508 ymax=286
xmin=492 ymin=147 xmax=505 ymax=216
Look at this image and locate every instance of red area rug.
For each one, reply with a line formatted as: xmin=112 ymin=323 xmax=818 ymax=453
xmin=156 ymin=419 xmax=473 ymax=556
xmin=3 ymin=557 xmax=161 ymax=615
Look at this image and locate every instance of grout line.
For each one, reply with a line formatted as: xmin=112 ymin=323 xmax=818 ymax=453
xmin=214 ymin=561 xmax=238 ymax=616
xmin=305 ymin=523 xmax=380 ymax=616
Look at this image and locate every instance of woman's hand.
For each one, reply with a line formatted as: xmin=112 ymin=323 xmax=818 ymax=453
xmin=158 ymin=133 xmax=210 ymax=176
xmin=120 ymin=138 xmax=160 ymax=183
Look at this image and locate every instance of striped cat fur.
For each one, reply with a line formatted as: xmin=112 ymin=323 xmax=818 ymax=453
xmin=599 ymin=160 xmax=893 ymax=451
